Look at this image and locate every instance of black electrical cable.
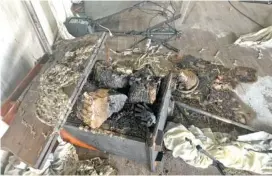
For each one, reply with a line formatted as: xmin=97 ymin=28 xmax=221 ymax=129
xmin=135 ymin=1 xmax=180 ymax=38
xmin=146 ymin=1 xmax=175 ymax=17
xmin=240 ymin=0 xmax=272 ymax=5
xmin=94 ymin=0 xmax=177 ymax=36
xmin=170 ymin=1 xmax=177 ymax=14
xmin=134 ymin=3 xmax=171 ymax=33
xmin=136 ymin=7 xmax=165 ymax=15
xmin=145 ymin=1 xmax=178 ymax=28
xmin=228 ymin=1 xmax=265 ymax=28
xmin=89 ymin=1 xmax=181 ymax=52
xmin=137 ymin=4 xmax=172 ymax=21
xmin=137 ymin=7 xmax=170 ymax=30
xmin=148 ymin=13 xmax=161 ymax=29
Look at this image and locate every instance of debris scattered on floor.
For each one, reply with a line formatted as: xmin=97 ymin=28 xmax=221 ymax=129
xmin=3 ymin=140 xmax=116 ymax=175
xmin=164 ymin=123 xmax=272 ymax=174
xmin=110 ymin=49 xmax=257 ymax=130
xmin=35 ymin=41 xmax=96 ymax=126
xmin=75 ymin=157 xmax=116 ymax=175
xmin=172 ymin=55 xmax=257 ymax=128
xmin=110 ymin=50 xmax=175 ymax=77
xmin=49 ymin=38 xmax=262 ymax=174
xmin=69 ymin=52 xmax=166 ymax=139
xmin=64 ymin=43 xmax=259 ymax=139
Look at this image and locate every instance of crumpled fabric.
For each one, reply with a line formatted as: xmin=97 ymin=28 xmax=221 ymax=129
xmin=4 ymin=138 xmax=116 ymax=175
xmin=235 ymin=26 xmax=272 ymax=49
xmin=164 ymin=124 xmax=272 ymax=174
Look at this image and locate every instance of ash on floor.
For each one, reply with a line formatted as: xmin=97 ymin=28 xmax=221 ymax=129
xmin=172 ymin=55 xmax=257 ymax=127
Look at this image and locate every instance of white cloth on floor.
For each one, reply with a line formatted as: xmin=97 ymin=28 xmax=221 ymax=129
xmin=164 ymin=124 xmax=272 ymax=174
xmin=235 ymin=26 xmax=272 ymax=49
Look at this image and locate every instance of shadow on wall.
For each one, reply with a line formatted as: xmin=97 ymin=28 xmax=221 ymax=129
xmin=31 ymin=0 xmax=58 ymax=46
xmin=47 ymin=0 xmax=74 ymax=39
xmin=40 ymin=0 xmax=58 ymax=35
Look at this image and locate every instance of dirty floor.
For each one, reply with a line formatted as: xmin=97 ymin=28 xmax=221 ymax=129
xmin=109 ymin=152 xmax=220 ymax=175
xmin=76 ymin=147 xmax=221 ymax=175
xmin=79 ymin=1 xmax=272 ymax=175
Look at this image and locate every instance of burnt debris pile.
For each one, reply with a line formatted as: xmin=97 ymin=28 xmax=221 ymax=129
xmin=66 ymin=52 xmax=258 ymax=137
xmin=69 ymin=58 xmax=163 ymax=139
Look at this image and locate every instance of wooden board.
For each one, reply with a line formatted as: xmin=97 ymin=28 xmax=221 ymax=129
xmin=1 ymin=33 xmax=107 ymax=168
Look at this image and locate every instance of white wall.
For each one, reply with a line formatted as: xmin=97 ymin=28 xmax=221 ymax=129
xmin=0 ymin=0 xmax=73 ymax=103
xmin=0 ymin=0 xmax=45 ymax=102
xmin=0 ymin=0 xmax=74 ymax=170
xmin=31 ymin=0 xmax=58 ymax=46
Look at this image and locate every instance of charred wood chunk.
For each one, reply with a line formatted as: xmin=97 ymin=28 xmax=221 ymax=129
xmin=94 ymin=63 xmax=129 ymax=89
xmin=128 ymin=76 xmax=160 ymax=104
xmin=77 ymin=89 xmax=127 ymax=128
